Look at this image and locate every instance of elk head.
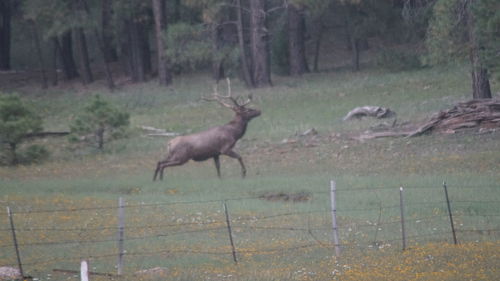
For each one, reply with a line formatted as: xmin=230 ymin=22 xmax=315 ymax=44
xmin=203 ymin=78 xmax=261 ymax=121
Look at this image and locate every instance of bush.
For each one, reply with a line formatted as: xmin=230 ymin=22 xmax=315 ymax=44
xmin=0 ymin=94 xmax=43 ymax=165
xmin=18 ymin=144 xmax=50 ymax=164
xmin=69 ymin=95 xmax=130 ymax=150
xmin=376 ymin=49 xmax=422 ymax=71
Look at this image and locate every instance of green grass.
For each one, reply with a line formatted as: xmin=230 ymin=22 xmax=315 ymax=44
xmin=0 ymin=63 xmax=499 ymax=280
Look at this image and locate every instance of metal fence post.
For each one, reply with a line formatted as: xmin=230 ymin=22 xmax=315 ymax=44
xmin=442 ymin=182 xmax=458 ymax=244
xmin=330 ymin=180 xmax=341 ymax=257
xmin=7 ymin=207 xmax=24 ymax=278
xmin=223 ymin=201 xmax=238 ymax=264
xmin=117 ymin=197 xmax=125 ymax=274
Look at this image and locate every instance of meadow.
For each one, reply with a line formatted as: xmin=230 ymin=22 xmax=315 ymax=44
xmin=0 ymin=63 xmax=499 ymax=280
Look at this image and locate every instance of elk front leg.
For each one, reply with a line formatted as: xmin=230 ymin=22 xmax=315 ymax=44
xmin=223 ymin=150 xmax=246 ymax=178
xmin=213 ymin=155 xmax=221 ymax=178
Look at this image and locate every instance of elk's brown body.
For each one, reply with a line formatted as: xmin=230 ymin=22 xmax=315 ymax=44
xmin=153 ymin=80 xmax=261 ymax=181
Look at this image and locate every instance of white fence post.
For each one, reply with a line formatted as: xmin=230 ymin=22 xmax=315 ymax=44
xmin=81 ymin=260 xmax=89 ymax=281
xmin=399 ymin=187 xmax=406 ymax=251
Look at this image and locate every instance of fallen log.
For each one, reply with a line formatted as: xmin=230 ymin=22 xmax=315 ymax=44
xmin=408 ymin=98 xmax=500 ymax=136
xmin=355 ymin=99 xmax=500 ymax=140
xmin=140 ymin=125 xmax=180 ymax=137
xmin=343 ymin=106 xmax=395 ymax=121
xmin=24 ymin=131 xmax=70 ymax=138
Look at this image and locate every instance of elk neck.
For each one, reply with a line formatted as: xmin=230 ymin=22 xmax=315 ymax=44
xmin=226 ymin=114 xmax=249 ymax=139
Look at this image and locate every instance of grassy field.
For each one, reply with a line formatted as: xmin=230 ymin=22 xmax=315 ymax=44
xmin=0 ymin=63 xmax=499 ymax=280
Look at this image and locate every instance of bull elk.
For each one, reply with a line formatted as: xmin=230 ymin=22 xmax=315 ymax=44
xmin=153 ymin=79 xmax=261 ymax=181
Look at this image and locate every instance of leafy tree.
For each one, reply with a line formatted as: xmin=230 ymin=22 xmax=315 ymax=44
xmin=0 ymin=0 xmax=12 ymax=70
xmin=426 ymin=0 xmax=492 ymax=99
xmin=0 ymin=95 xmax=43 ymax=165
xmin=69 ymin=95 xmax=130 ymax=150
xmin=164 ymin=23 xmax=213 ymax=71
xmin=287 ymin=2 xmax=309 ymax=76
xmin=473 ymin=0 xmax=500 ymax=82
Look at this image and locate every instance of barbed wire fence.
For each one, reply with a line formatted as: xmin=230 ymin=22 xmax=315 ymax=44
xmin=1 ymin=181 xmax=499 ymax=278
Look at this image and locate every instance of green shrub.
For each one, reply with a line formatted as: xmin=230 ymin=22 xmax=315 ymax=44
xmin=0 ymin=94 xmax=43 ymax=165
xmin=18 ymin=144 xmax=50 ymax=164
xmin=69 ymin=95 xmax=130 ymax=150
xmin=376 ymin=49 xmax=422 ymax=71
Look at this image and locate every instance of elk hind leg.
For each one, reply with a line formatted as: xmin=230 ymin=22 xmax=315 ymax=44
xmin=154 ymin=159 xmax=185 ymax=181
xmin=153 ymin=161 xmax=163 ymax=181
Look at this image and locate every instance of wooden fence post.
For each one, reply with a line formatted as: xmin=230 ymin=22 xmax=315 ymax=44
xmin=399 ymin=187 xmax=406 ymax=251
xmin=7 ymin=207 xmax=24 ymax=278
xmin=117 ymin=197 xmax=125 ymax=275
xmin=330 ymin=180 xmax=341 ymax=257
xmin=223 ymin=201 xmax=238 ymax=264
xmin=81 ymin=260 xmax=89 ymax=281
xmin=442 ymin=182 xmax=458 ymax=244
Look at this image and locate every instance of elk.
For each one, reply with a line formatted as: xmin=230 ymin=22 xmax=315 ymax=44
xmin=153 ymin=79 xmax=261 ymax=181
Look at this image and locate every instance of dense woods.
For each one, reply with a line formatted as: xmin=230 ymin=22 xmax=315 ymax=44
xmin=0 ymin=0 xmax=498 ymax=98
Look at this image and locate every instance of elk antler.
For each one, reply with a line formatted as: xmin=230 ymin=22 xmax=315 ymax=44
xmin=203 ymin=78 xmax=251 ymax=108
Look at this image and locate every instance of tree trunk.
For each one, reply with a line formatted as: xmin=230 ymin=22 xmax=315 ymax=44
xmin=8 ymin=142 xmax=17 ymax=166
xmin=60 ymin=31 xmax=79 ymax=80
xmin=351 ymin=37 xmax=360 ymax=72
xmin=249 ymin=0 xmax=271 ymax=87
xmin=236 ymin=0 xmax=254 ymax=87
xmin=120 ymin=24 xmax=133 ymax=77
xmin=0 ymin=0 xmax=12 ymax=70
xmin=73 ymin=0 xmax=93 ymax=85
xmin=125 ymin=19 xmax=146 ymax=82
xmin=79 ymin=0 xmax=115 ymax=90
xmin=74 ymin=27 xmax=94 ymax=84
xmin=211 ymin=22 xmax=225 ymax=82
xmin=138 ymin=23 xmax=152 ymax=76
xmin=312 ymin=19 xmax=324 ymax=72
xmin=50 ymin=37 xmax=59 ymax=86
xmin=172 ymin=0 xmax=181 ymax=23
xmin=344 ymin=15 xmax=361 ymax=72
xmin=31 ymin=22 xmax=48 ymax=89
xmin=93 ymin=27 xmax=116 ymax=90
xmin=152 ymin=0 xmax=172 ymax=86
xmin=467 ymin=5 xmax=492 ymax=99
xmin=287 ymin=4 xmax=309 ymax=76
xmin=101 ymin=0 xmax=118 ymax=62
xmin=96 ymin=127 xmax=104 ymax=150
xmin=211 ymin=6 xmax=236 ymax=83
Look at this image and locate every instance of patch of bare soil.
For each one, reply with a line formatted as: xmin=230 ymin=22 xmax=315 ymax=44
xmin=258 ymin=191 xmax=312 ymax=202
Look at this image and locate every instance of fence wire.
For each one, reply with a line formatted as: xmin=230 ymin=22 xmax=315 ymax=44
xmin=1 ymin=183 xmax=498 ymax=276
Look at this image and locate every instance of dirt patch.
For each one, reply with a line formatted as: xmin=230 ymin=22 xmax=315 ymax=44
xmin=258 ymin=191 xmax=312 ymax=202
